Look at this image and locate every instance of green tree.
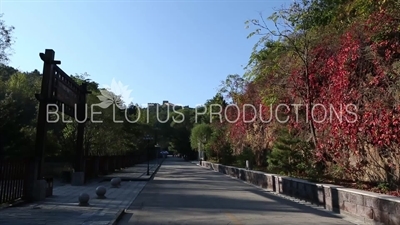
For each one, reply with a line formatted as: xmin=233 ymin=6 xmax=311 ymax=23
xmin=0 ymin=14 xmax=14 ymax=64
xmin=190 ymin=123 xmax=213 ymax=160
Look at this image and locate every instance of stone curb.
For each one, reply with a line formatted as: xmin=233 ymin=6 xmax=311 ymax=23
xmin=0 ymin=199 xmax=25 ymax=210
xmin=148 ymin=158 xmax=165 ymax=181
xmin=107 ymin=158 xmax=166 ymax=225
xmin=107 ymin=181 xmax=148 ymax=225
xmin=197 ymin=162 xmax=367 ymax=225
xmin=109 ymin=209 xmax=126 ymax=225
xmin=101 ymin=159 xmax=165 ymax=182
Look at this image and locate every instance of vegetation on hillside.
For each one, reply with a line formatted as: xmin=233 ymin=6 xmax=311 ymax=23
xmin=193 ymin=0 xmax=400 ymax=196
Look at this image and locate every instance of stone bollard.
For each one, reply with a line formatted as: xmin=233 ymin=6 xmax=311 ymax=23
xmin=111 ymin=178 xmax=119 ymax=188
xmin=115 ymin=177 xmax=121 ymax=185
xmin=78 ymin=193 xmax=90 ymax=206
xmin=96 ymin=186 xmax=107 ymax=199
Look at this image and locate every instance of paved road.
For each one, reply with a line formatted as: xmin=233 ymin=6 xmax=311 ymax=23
xmin=118 ymin=158 xmax=357 ymax=225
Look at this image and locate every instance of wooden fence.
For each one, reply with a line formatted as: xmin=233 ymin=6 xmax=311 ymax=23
xmin=0 ymin=158 xmax=30 ymax=204
xmin=1 ymin=154 xmax=150 ymax=204
xmin=84 ymin=155 xmax=146 ymax=181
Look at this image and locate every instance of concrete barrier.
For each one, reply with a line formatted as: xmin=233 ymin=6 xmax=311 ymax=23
xmin=200 ymin=161 xmax=400 ymax=225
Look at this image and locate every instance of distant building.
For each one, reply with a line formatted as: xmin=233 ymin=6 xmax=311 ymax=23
xmin=147 ymin=101 xmax=190 ymax=108
xmin=162 ymin=100 xmax=175 ymax=107
xmin=147 ymin=103 xmax=160 ymax=107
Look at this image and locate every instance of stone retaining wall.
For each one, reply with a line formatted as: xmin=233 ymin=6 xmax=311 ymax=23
xmin=200 ymin=161 xmax=400 ymax=225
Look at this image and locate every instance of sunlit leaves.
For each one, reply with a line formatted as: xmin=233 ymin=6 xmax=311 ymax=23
xmin=0 ymin=14 xmax=14 ymax=64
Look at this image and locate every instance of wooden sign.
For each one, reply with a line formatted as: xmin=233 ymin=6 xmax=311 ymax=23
xmin=52 ymin=65 xmax=82 ymax=117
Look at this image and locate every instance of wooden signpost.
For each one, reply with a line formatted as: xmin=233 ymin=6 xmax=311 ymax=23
xmin=34 ymin=49 xmax=89 ymax=186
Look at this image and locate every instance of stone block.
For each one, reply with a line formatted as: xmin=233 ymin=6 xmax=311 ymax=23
xmin=395 ymin=201 xmax=400 ymax=214
xmin=356 ymin=204 xmax=374 ymax=219
xmin=266 ymin=175 xmax=274 ymax=190
xmin=348 ymin=192 xmax=364 ymax=205
xmin=32 ymin=179 xmax=47 ymax=201
xmin=71 ymin=172 xmax=85 ymax=186
xmin=388 ymin=213 xmax=400 ymax=225
xmin=364 ymin=195 xmax=379 ymax=208
xmin=343 ymin=201 xmax=357 ymax=215
xmin=371 ymin=208 xmax=389 ymax=224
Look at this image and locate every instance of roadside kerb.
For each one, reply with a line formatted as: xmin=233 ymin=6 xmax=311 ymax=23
xmin=198 ymin=161 xmax=400 ymax=225
xmin=107 ymin=157 xmax=166 ymax=225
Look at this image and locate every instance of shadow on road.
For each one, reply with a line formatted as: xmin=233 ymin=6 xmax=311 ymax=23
xmin=117 ymin=157 xmax=353 ymax=225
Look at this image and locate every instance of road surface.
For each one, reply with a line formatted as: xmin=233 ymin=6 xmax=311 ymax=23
xmin=118 ymin=157 xmax=357 ymax=225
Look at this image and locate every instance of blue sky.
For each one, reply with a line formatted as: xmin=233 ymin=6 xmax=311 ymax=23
xmin=1 ymin=0 xmax=290 ymax=107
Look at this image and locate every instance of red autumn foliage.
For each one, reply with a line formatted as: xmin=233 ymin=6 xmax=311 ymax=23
xmin=305 ymin=10 xmax=400 ymax=176
xmin=221 ymin=9 xmax=400 ymax=194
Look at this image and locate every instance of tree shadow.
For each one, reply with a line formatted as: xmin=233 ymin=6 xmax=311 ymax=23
xmin=116 ymin=158 xmax=352 ymax=224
